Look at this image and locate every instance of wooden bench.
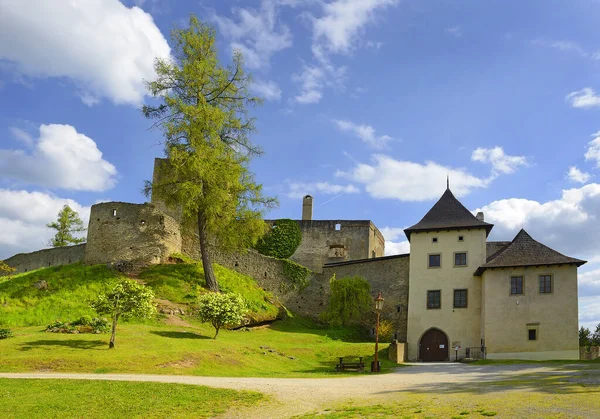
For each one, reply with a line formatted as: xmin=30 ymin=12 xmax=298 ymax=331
xmin=335 ymin=356 xmax=365 ymax=372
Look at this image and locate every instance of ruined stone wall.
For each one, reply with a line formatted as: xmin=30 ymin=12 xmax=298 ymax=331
xmin=580 ymin=346 xmax=600 ymax=360
xmin=3 ymin=244 xmax=86 ymax=274
xmin=84 ymin=202 xmax=181 ymax=266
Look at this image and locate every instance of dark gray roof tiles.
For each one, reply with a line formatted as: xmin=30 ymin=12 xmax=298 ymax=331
xmin=404 ymin=188 xmax=493 ymax=241
xmin=475 ymin=229 xmax=586 ymax=275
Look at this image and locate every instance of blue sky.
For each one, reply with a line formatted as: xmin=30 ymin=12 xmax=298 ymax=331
xmin=1 ymin=0 xmax=599 ymax=329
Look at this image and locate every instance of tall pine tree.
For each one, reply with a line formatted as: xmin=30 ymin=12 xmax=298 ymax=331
xmin=46 ymin=205 xmax=86 ymax=247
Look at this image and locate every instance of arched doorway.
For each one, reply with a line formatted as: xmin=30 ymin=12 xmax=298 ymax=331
xmin=419 ymin=328 xmax=449 ymax=362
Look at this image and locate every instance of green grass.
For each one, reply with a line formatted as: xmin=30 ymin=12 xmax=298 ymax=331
xmin=0 ymin=378 xmax=263 ymax=418
xmin=0 ymin=317 xmax=397 ymax=377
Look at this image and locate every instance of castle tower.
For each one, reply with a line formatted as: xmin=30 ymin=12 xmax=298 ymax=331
xmin=302 ymin=195 xmax=313 ymax=220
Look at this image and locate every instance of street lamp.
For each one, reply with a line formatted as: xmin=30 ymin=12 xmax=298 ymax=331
xmin=372 ymin=291 xmax=384 ymax=373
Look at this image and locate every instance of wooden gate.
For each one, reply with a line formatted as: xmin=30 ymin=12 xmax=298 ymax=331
xmin=419 ymin=328 xmax=449 ymax=362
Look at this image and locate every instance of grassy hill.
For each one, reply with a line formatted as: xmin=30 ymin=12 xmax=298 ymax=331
xmin=0 ymin=261 xmax=278 ymax=327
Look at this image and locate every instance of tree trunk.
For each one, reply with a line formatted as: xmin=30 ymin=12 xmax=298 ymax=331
xmin=214 ymin=325 xmax=220 ymax=339
xmin=198 ymin=211 xmax=219 ymax=292
xmin=109 ymin=314 xmax=118 ymax=349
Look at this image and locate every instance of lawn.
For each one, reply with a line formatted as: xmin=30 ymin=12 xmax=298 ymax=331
xmin=0 ymin=378 xmax=263 ymax=419
xmin=0 ymin=317 xmax=396 ymax=377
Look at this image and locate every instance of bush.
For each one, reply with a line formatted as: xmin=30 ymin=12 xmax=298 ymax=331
xmin=197 ymin=292 xmax=247 ymax=338
xmin=46 ymin=317 xmax=110 ymax=334
xmin=282 ymin=260 xmax=311 ymax=291
xmin=255 ymin=219 xmax=302 ymax=259
xmin=0 ymin=327 xmax=14 ymax=339
xmin=377 ymin=320 xmax=395 ymax=342
xmin=322 ymin=275 xmax=372 ymax=326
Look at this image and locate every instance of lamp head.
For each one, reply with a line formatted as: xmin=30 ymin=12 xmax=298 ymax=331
xmin=374 ymin=291 xmax=384 ymax=311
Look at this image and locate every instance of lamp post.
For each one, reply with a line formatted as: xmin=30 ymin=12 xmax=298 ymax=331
xmin=372 ymin=291 xmax=384 ymax=373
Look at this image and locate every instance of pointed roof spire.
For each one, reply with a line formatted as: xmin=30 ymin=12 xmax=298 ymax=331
xmin=404 ymin=188 xmax=493 ymax=241
xmin=446 ymin=174 xmax=449 ymax=190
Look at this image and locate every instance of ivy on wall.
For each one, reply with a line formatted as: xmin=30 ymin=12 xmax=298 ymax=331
xmin=255 ymin=219 xmax=302 ymax=259
xmin=321 ymin=275 xmax=372 ymax=326
xmin=281 ymin=259 xmax=311 ymax=291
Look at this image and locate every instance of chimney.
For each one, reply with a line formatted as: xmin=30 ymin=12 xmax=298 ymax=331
xmin=302 ymin=195 xmax=313 ymax=220
xmin=476 ymin=212 xmax=484 ymax=222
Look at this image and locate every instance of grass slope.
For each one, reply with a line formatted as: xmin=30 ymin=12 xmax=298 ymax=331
xmin=0 ymin=378 xmax=263 ymax=419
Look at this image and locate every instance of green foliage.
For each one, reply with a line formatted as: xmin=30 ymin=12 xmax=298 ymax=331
xmin=282 ymin=259 xmax=311 ymax=291
xmin=255 ymin=219 xmax=302 ymax=259
xmin=143 ymin=15 xmax=277 ymax=292
xmin=46 ymin=205 xmax=86 ymax=247
xmin=91 ymin=279 xmax=157 ymax=348
xmin=0 ymin=260 xmax=16 ymax=275
xmin=0 ymin=327 xmax=13 ymax=339
xmin=46 ymin=317 xmax=110 ymax=334
xmin=0 ymin=263 xmax=121 ymax=327
xmin=580 ymin=326 xmax=592 ymax=347
xmin=592 ymin=323 xmax=600 ymax=346
xmin=322 ymin=275 xmax=372 ymax=326
xmin=378 ymin=320 xmax=395 ymax=342
xmin=197 ymin=292 xmax=247 ymax=338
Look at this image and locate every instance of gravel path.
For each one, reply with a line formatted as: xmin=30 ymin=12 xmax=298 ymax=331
xmin=0 ymin=363 xmax=595 ymax=418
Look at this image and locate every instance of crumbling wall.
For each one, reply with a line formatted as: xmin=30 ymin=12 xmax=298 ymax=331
xmin=84 ymin=202 xmax=181 ymax=266
xmin=3 ymin=244 xmax=86 ymax=274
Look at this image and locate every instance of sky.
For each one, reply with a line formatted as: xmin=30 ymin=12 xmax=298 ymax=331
xmin=0 ymin=0 xmax=599 ymax=329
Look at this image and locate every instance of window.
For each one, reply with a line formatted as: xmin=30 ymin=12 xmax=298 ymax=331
xmin=458 ymin=235 xmax=464 ymax=242
xmin=510 ymin=276 xmax=524 ymax=295
xmin=335 ymin=223 xmax=341 ymax=231
xmin=454 ymin=252 xmax=467 ymax=266
xmin=112 ymin=209 xmax=117 ymax=217
xmin=428 ymin=254 xmax=441 ymax=268
xmin=453 ymin=289 xmax=468 ymax=308
xmin=427 ymin=290 xmax=441 ymax=309
xmin=539 ymin=275 xmax=552 ymax=293
xmin=432 ymin=237 xmax=438 ymax=243
xmin=528 ymin=329 xmax=537 ymax=341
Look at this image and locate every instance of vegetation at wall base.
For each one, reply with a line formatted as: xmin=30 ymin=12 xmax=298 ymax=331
xmin=0 ymin=379 xmax=264 ymax=419
xmin=0 ymin=260 xmax=16 ymax=275
xmin=322 ymin=275 xmax=372 ymax=327
xmin=255 ymin=219 xmax=302 ymax=259
xmin=281 ymin=259 xmax=311 ymax=291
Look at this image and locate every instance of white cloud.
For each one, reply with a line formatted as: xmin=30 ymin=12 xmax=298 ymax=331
xmin=293 ymin=65 xmax=326 ymax=104
xmin=532 ymin=39 xmax=588 ymax=58
xmin=585 ymin=132 xmax=600 ymax=168
xmin=9 ymin=127 xmax=33 ymax=147
xmin=312 ymin=0 xmax=398 ymax=54
xmin=0 ymin=189 xmax=90 ymax=260
xmin=445 ymin=26 xmax=462 ymax=37
xmin=212 ymin=1 xmax=293 ymax=69
xmin=0 ymin=124 xmax=117 ymax=192
xmin=333 ymin=120 xmax=393 ymax=148
xmin=380 ymin=227 xmax=410 ymax=255
xmin=287 ymin=181 xmax=359 ymax=199
xmin=0 ymin=0 xmax=170 ymax=107
xmin=567 ymin=166 xmax=591 ymax=184
xmin=580 ymin=296 xmax=600 ymax=329
xmin=471 ymin=147 xmax=528 ymax=176
xmin=566 ymin=88 xmax=600 ymax=109
xmin=250 ymin=80 xmax=282 ymax=101
xmin=337 ymin=154 xmax=489 ymax=201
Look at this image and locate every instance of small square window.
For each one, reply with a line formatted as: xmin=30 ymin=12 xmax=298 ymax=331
xmin=432 ymin=237 xmax=438 ymax=243
xmin=428 ymin=254 xmax=441 ymax=268
xmin=427 ymin=290 xmax=441 ymax=309
xmin=539 ymin=275 xmax=552 ymax=293
xmin=454 ymin=252 xmax=467 ymax=266
xmin=528 ymin=329 xmax=537 ymax=341
xmin=458 ymin=236 xmax=464 ymax=242
xmin=453 ymin=289 xmax=467 ymax=308
xmin=335 ymin=223 xmax=341 ymax=231
xmin=511 ymin=276 xmax=523 ymax=295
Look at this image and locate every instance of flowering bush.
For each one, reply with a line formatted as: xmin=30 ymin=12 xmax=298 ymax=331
xmin=197 ymin=292 xmax=247 ymax=338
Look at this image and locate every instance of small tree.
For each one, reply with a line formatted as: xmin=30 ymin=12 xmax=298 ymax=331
xmin=322 ymin=275 xmax=372 ymax=326
xmin=0 ymin=260 xmax=16 ymax=275
xmin=47 ymin=205 xmax=86 ymax=247
xmin=592 ymin=323 xmax=600 ymax=346
xmin=90 ymin=280 xmax=156 ymax=349
xmin=579 ymin=326 xmax=592 ymax=347
xmin=197 ymin=292 xmax=246 ymax=338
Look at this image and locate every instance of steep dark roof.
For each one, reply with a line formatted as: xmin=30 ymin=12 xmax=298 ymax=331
xmin=474 ymin=229 xmax=586 ymax=275
xmin=486 ymin=241 xmax=511 ymax=262
xmin=404 ymin=188 xmax=493 ymax=241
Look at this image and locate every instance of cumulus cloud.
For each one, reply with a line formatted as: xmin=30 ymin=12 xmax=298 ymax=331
xmin=471 ymin=147 xmax=528 ymax=176
xmin=0 ymin=0 xmax=170 ymax=106
xmin=567 ymin=166 xmax=591 ymax=184
xmin=380 ymin=227 xmax=410 ymax=256
xmin=0 ymin=189 xmax=90 ymax=259
xmin=337 ymin=154 xmax=489 ymax=201
xmin=250 ymin=80 xmax=282 ymax=101
xmin=585 ymin=131 xmax=600 ymax=168
xmin=0 ymin=124 xmax=117 ymax=191
xmin=211 ymin=1 xmax=293 ymax=69
xmin=9 ymin=127 xmax=33 ymax=147
xmin=287 ymin=181 xmax=359 ymax=199
xmin=333 ymin=120 xmax=393 ymax=148
xmin=566 ymin=88 xmax=600 ymax=109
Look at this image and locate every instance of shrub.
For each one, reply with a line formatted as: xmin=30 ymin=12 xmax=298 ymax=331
xmin=377 ymin=320 xmax=395 ymax=342
xmin=282 ymin=260 xmax=311 ymax=291
xmin=45 ymin=317 xmax=110 ymax=334
xmin=255 ymin=219 xmax=302 ymax=259
xmin=0 ymin=260 xmax=16 ymax=276
xmin=0 ymin=327 xmax=14 ymax=339
xmin=197 ymin=292 xmax=247 ymax=338
xmin=322 ymin=275 xmax=372 ymax=326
